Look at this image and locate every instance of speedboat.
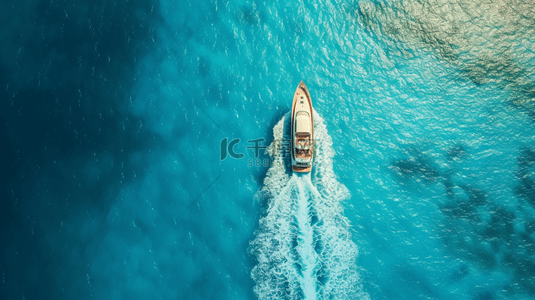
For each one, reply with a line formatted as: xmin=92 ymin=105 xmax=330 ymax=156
xmin=291 ymin=81 xmax=314 ymax=173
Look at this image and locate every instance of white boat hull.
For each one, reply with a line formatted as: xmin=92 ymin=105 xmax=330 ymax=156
xmin=291 ymin=81 xmax=314 ymax=173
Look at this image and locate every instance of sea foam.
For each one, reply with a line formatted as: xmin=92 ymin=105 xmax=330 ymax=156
xmin=250 ymin=111 xmax=369 ymax=299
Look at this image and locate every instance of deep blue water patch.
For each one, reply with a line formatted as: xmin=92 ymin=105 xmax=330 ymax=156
xmin=0 ymin=0 xmax=161 ymax=298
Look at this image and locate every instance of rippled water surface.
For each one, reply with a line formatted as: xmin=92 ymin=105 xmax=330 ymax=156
xmin=2 ymin=0 xmax=535 ymax=299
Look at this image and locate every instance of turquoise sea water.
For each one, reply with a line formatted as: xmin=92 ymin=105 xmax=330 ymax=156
xmin=2 ymin=0 xmax=535 ymax=299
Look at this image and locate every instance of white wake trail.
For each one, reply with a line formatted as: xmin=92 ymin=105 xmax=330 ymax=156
xmin=250 ymin=111 xmax=369 ymax=300
xmin=294 ymin=174 xmax=319 ymax=299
